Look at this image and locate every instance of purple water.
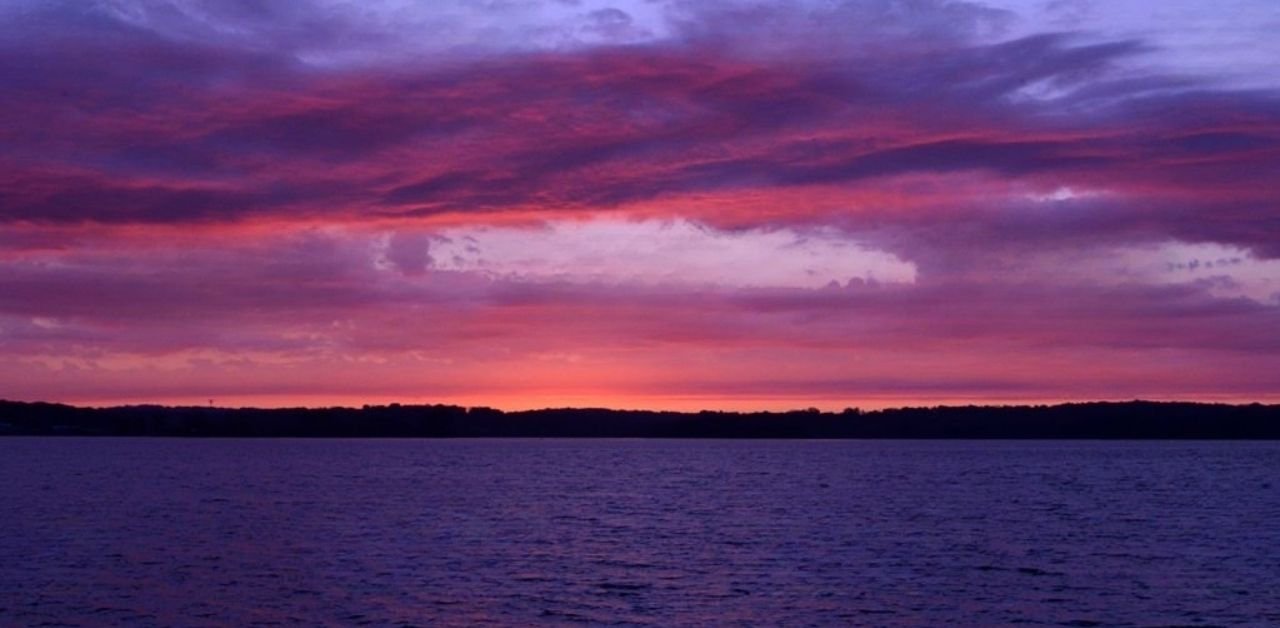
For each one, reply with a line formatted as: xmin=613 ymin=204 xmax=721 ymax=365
xmin=2 ymin=438 xmax=1278 ymax=626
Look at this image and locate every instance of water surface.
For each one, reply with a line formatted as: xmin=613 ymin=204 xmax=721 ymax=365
xmin=2 ymin=438 xmax=1277 ymax=626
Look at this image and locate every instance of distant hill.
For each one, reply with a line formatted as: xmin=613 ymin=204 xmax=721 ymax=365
xmin=2 ymin=399 xmax=1278 ymax=439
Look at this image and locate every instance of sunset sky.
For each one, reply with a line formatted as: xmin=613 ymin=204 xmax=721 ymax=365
xmin=2 ymin=0 xmax=1278 ymax=410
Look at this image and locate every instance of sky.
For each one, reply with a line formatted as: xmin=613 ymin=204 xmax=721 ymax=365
xmin=1 ymin=0 xmax=1278 ymax=411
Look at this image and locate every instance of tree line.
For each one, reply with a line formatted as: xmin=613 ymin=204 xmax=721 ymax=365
xmin=2 ymin=399 xmax=1278 ymax=439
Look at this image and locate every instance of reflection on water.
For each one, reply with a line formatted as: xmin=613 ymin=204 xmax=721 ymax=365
xmin=2 ymin=438 xmax=1278 ymax=626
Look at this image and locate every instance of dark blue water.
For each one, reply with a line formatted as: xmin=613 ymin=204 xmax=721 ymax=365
xmin=2 ymin=439 xmax=1277 ymax=626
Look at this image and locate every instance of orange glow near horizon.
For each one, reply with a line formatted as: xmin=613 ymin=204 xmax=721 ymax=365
xmin=49 ymin=391 xmax=1280 ymax=414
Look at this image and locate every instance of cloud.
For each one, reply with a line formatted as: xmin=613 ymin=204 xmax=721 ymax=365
xmin=379 ymin=232 xmax=435 ymax=276
xmin=425 ymin=218 xmax=917 ymax=288
xmin=5 ymin=9 xmax=1275 ymax=262
xmin=2 ymin=224 xmax=1274 ymax=357
xmin=0 ymin=172 xmax=321 ymax=223
xmin=669 ymin=0 xmax=1015 ymax=52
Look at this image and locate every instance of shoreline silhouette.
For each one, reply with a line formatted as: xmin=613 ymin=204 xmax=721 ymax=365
xmin=2 ymin=399 xmax=1277 ymax=439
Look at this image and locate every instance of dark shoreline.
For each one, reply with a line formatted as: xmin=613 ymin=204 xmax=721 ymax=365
xmin=2 ymin=399 xmax=1278 ymax=439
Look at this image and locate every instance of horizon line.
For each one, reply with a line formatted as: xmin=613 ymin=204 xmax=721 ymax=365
xmin=5 ymin=397 xmax=1277 ymax=415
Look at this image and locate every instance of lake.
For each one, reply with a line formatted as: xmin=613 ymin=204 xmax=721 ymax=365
xmin=2 ymin=438 xmax=1277 ymax=626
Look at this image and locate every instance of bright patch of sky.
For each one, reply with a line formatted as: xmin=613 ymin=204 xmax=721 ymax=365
xmin=1085 ymin=241 xmax=1280 ymax=303
xmin=1027 ymin=186 xmax=1100 ymax=203
xmin=391 ymin=218 xmax=918 ymax=288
